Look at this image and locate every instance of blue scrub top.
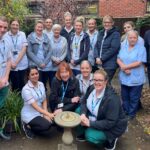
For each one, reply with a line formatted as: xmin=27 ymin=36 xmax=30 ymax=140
xmin=118 ymin=43 xmax=146 ymax=86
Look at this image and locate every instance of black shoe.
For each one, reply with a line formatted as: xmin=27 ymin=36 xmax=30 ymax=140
xmin=0 ymin=130 xmax=11 ymax=140
xmin=76 ymin=134 xmax=86 ymax=142
xmin=22 ymin=122 xmax=35 ymax=139
xmin=104 ymin=138 xmax=118 ymax=150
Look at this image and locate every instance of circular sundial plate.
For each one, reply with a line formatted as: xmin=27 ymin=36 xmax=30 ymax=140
xmin=54 ymin=111 xmax=81 ymax=128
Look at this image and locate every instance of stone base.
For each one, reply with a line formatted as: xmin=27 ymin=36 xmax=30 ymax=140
xmin=58 ymin=144 xmax=77 ymax=150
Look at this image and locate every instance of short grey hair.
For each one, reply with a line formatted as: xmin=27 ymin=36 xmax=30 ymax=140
xmin=127 ymin=30 xmax=139 ymax=38
xmin=52 ymin=24 xmax=62 ymax=31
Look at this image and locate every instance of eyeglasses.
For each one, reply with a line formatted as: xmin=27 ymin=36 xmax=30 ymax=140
xmin=103 ymin=22 xmax=112 ymax=24
xmin=46 ymin=22 xmax=52 ymax=23
xmin=93 ymin=79 xmax=105 ymax=83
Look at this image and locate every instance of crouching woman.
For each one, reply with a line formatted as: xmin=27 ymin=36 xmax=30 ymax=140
xmin=21 ymin=66 xmax=54 ymax=138
xmin=76 ymin=69 xmax=127 ymax=150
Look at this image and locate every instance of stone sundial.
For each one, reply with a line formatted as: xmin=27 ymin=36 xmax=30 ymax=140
xmin=54 ymin=111 xmax=81 ymax=150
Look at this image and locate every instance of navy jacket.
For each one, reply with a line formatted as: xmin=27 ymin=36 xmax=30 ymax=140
xmin=60 ymin=27 xmax=75 ymax=43
xmin=81 ymin=85 xmax=127 ymax=142
xmin=144 ymin=30 xmax=150 ymax=64
xmin=67 ymin=32 xmax=90 ymax=65
xmin=94 ymin=27 xmax=120 ymax=69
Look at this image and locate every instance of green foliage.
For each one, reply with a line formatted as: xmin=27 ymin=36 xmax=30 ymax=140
xmin=136 ymin=16 xmax=150 ymax=30
xmin=21 ymin=19 xmax=35 ymax=36
xmin=95 ymin=18 xmax=103 ymax=31
xmin=0 ymin=90 xmax=23 ymax=133
xmin=0 ymin=0 xmax=30 ymax=25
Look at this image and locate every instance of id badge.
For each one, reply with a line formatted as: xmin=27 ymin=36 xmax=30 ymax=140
xmin=58 ymin=103 xmax=64 ymax=108
xmin=89 ymin=116 xmax=96 ymax=121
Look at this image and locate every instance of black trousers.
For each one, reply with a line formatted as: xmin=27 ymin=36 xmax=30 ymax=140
xmin=9 ymin=69 xmax=26 ymax=92
xmin=39 ymin=71 xmax=56 ymax=90
xmin=147 ymin=65 xmax=150 ymax=87
xmin=104 ymin=69 xmax=116 ymax=85
xmin=28 ymin=116 xmax=52 ymax=136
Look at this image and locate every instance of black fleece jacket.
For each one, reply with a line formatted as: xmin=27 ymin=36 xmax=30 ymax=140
xmin=49 ymin=76 xmax=81 ymax=112
xmin=81 ymin=85 xmax=127 ymax=142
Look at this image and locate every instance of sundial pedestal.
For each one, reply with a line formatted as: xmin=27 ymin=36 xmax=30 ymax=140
xmin=54 ymin=111 xmax=81 ymax=150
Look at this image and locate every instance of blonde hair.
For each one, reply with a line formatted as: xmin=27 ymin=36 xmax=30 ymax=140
xmin=103 ymin=15 xmax=114 ymax=24
xmin=35 ymin=20 xmax=44 ymax=26
xmin=94 ymin=69 xmax=108 ymax=81
xmin=75 ymin=16 xmax=85 ymax=26
xmin=123 ymin=21 xmax=135 ymax=29
xmin=0 ymin=16 xmax=8 ymax=22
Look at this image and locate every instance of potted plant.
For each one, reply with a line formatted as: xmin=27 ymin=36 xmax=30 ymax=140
xmin=0 ymin=90 xmax=23 ymax=136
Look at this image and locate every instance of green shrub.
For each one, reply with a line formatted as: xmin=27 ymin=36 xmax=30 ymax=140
xmin=0 ymin=90 xmax=23 ymax=133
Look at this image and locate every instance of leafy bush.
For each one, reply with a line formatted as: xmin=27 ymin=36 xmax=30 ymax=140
xmin=0 ymin=0 xmax=31 ymax=25
xmin=136 ymin=16 xmax=150 ymax=30
xmin=0 ymin=91 xmax=23 ymax=133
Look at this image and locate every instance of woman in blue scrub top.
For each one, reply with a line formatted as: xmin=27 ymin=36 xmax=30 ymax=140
xmin=5 ymin=19 xmax=28 ymax=92
xmin=117 ymin=30 xmax=146 ymax=119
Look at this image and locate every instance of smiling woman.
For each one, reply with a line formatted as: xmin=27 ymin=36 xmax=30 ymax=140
xmin=21 ymin=66 xmax=54 ymax=139
xmin=4 ymin=18 xmax=28 ymax=92
xmin=27 ymin=20 xmax=52 ymax=90
xmin=49 ymin=61 xmax=81 ymax=114
xmin=76 ymin=69 xmax=127 ymax=150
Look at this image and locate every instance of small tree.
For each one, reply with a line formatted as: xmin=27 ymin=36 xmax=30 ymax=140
xmin=0 ymin=0 xmax=30 ymax=25
xmin=39 ymin=0 xmax=96 ymax=24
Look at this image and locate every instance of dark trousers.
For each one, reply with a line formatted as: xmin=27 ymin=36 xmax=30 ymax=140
xmin=121 ymin=84 xmax=143 ymax=117
xmin=147 ymin=65 xmax=150 ymax=87
xmin=39 ymin=71 xmax=56 ymax=90
xmin=28 ymin=116 xmax=52 ymax=136
xmin=9 ymin=69 xmax=26 ymax=92
xmin=104 ymin=69 xmax=116 ymax=85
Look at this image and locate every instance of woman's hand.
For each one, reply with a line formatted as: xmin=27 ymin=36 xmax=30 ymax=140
xmin=11 ymin=62 xmax=17 ymax=69
xmin=71 ymin=96 xmax=80 ymax=103
xmin=54 ymin=109 xmax=62 ymax=116
xmin=96 ymin=58 xmax=102 ymax=65
xmin=43 ymin=115 xmax=51 ymax=122
xmin=124 ymin=69 xmax=131 ymax=75
xmin=80 ymin=115 xmax=90 ymax=127
xmin=71 ymin=59 xmax=75 ymax=66
xmin=47 ymin=112 xmax=54 ymax=120
xmin=0 ymin=77 xmax=8 ymax=89
xmin=40 ymin=63 xmax=46 ymax=68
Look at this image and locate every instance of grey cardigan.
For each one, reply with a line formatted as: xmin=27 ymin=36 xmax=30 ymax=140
xmin=27 ymin=32 xmax=51 ymax=67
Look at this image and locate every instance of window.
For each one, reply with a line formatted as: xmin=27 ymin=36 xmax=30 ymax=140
xmin=146 ymin=0 xmax=150 ymax=13
xmin=28 ymin=2 xmax=42 ymax=14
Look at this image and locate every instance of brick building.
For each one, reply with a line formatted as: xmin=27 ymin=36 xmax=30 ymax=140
xmin=99 ymin=0 xmax=149 ymax=18
xmin=28 ymin=0 xmax=150 ymax=18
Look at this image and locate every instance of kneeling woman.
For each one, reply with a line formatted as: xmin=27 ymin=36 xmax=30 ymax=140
xmin=49 ymin=61 xmax=81 ymax=115
xmin=21 ymin=66 xmax=54 ymax=138
xmin=77 ymin=69 xmax=127 ymax=150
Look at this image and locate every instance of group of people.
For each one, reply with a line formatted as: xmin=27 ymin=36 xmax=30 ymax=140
xmin=0 ymin=11 xmax=150 ymax=150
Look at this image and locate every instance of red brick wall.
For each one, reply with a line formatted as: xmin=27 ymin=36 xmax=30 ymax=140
xmin=99 ymin=0 xmax=147 ymax=18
